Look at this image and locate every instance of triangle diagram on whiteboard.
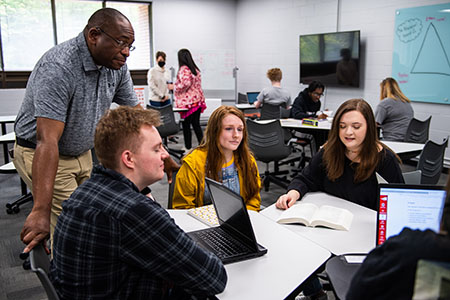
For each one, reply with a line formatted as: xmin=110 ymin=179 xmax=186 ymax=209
xmin=411 ymin=22 xmax=450 ymax=76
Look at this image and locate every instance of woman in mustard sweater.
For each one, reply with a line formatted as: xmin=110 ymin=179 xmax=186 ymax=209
xmin=172 ymin=106 xmax=261 ymax=211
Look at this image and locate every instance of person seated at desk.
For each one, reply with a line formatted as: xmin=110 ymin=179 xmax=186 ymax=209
xmin=347 ymin=175 xmax=450 ymax=300
xmin=375 ymin=77 xmax=414 ymax=141
xmin=147 ymin=50 xmax=173 ymax=107
xmin=291 ymin=81 xmax=326 ymax=119
xmin=276 ymin=98 xmax=404 ymax=211
xmin=173 ymin=106 xmax=261 ymax=211
xmin=277 ymin=98 xmax=404 ymax=300
xmin=49 ymin=106 xmax=227 ymax=299
xmin=254 ymin=67 xmax=291 ymax=109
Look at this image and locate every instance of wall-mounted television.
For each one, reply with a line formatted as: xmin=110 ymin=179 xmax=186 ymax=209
xmin=300 ymin=30 xmax=360 ymax=87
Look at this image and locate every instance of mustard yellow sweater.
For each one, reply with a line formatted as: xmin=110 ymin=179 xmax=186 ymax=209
xmin=172 ymin=148 xmax=261 ymax=211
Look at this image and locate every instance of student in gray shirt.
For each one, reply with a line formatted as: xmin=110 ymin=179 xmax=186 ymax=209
xmin=255 ymin=68 xmax=291 ymax=109
xmin=375 ymin=77 xmax=414 ymax=141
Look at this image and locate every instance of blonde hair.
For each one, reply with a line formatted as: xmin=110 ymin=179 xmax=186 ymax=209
xmin=267 ymin=68 xmax=282 ymax=82
xmin=380 ymin=77 xmax=411 ymax=103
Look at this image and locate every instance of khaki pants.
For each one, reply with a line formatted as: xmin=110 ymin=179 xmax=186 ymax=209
xmin=13 ymin=143 xmax=92 ymax=248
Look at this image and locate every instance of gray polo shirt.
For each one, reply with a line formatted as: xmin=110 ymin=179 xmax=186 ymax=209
xmin=375 ymin=97 xmax=414 ymax=142
xmin=15 ymin=32 xmax=139 ymax=156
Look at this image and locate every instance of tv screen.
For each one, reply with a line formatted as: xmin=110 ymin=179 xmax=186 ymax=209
xmin=300 ymin=30 xmax=360 ymax=87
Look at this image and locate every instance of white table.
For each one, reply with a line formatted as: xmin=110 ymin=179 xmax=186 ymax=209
xmin=0 ymin=132 xmax=15 ymax=163
xmin=235 ymin=103 xmax=256 ymax=110
xmin=280 ymin=118 xmax=332 ymax=131
xmin=169 ymin=209 xmax=331 ymax=299
xmin=260 ymin=192 xmax=377 ymax=256
xmin=383 ymin=141 xmax=425 ymax=160
xmin=173 ymin=107 xmax=188 ymax=112
xmin=0 ymin=115 xmax=16 ymax=135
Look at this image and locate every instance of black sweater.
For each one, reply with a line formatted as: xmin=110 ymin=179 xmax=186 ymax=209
xmin=288 ymin=148 xmax=404 ymax=210
xmin=290 ymin=88 xmax=321 ymax=119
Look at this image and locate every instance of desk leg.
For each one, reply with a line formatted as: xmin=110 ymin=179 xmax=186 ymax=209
xmin=3 ymin=143 xmax=9 ymax=164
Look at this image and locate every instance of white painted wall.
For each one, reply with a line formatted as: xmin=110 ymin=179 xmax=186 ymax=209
xmin=235 ymin=0 xmax=450 ymax=163
xmin=151 ymin=0 xmax=236 ymax=98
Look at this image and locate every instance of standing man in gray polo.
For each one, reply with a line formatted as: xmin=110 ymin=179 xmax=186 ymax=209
xmin=13 ymin=8 xmax=176 ymax=253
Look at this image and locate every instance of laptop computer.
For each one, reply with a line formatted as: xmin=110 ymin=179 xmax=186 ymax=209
xmin=376 ymin=183 xmax=446 ymax=246
xmin=187 ymin=178 xmax=268 ymax=264
xmin=246 ymin=92 xmax=259 ymax=104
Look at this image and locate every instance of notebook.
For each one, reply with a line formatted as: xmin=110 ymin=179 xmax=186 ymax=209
xmin=246 ymin=92 xmax=259 ymax=104
xmin=376 ymin=183 xmax=446 ymax=246
xmin=187 ymin=178 xmax=268 ymax=264
xmin=187 ymin=204 xmax=219 ymax=227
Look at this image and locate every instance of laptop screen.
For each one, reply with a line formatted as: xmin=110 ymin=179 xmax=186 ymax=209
xmin=206 ymin=178 xmax=258 ymax=250
xmin=246 ymin=92 xmax=259 ymax=104
xmin=376 ymin=184 xmax=446 ymax=246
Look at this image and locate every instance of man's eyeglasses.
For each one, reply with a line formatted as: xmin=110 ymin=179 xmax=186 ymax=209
xmin=312 ymin=92 xmax=324 ymax=97
xmin=97 ymin=27 xmax=135 ymax=51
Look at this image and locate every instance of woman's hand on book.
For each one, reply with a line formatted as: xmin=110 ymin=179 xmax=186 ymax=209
xmin=276 ymin=190 xmax=300 ymax=210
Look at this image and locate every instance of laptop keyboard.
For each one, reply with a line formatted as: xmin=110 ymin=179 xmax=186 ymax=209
xmin=196 ymin=228 xmax=251 ymax=259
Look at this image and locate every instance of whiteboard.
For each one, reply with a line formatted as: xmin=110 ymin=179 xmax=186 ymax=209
xmin=170 ymin=49 xmax=235 ymax=91
xmin=392 ymin=3 xmax=450 ymax=104
xmin=192 ymin=49 xmax=235 ymax=90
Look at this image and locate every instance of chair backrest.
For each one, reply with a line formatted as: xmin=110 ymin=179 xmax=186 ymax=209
xmin=237 ymin=92 xmax=248 ymax=104
xmin=30 ymin=244 xmax=60 ymax=300
xmin=325 ymin=254 xmax=365 ymax=300
xmin=417 ymin=137 xmax=448 ymax=184
xmin=167 ymin=170 xmax=178 ymax=209
xmin=280 ymin=107 xmax=291 ymax=119
xmin=260 ymin=103 xmax=281 ymax=120
xmin=246 ymin=119 xmax=291 ymax=163
xmin=147 ymin=105 xmax=179 ymax=138
xmin=402 ymin=170 xmax=422 ymax=184
xmin=404 ymin=116 xmax=431 ymax=143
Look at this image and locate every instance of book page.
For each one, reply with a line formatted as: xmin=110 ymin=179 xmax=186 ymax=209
xmin=276 ymin=203 xmax=319 ymax=226
xmin=310 ymin=205 xmax=354 ymax=231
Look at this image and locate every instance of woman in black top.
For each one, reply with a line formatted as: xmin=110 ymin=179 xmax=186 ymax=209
xmin=277 ymin=98 xmax=404 ymax=211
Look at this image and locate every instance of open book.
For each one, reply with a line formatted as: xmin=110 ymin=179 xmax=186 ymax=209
xmin=187 ymin=204 xmax=219 ymax=227
xmin=276 ymin=203 xmax=353 ymax=231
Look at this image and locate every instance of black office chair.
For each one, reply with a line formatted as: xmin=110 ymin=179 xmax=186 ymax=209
xmin=404 ymin=116 xmax=431 ymax=143
xmin=237 ymin=92 xmax=248 ymax=104
xmin=2 ymin=149 xmax=33 ymax=214
xmin=29 ymin=244 xmax=60 ymax=300
xmin=167 ymin=170 xmax=178 ymax=209
xmin=147 ymin=105 xmax=184 ymax=161
xmin=259 ymin=103 xmax=281 ymax=120
xmin=416 ymin=137 xmax=448 ymax=184
xmin=247 ymin=119 xmax=292 ymax=191
xmin=325 ymin=254 xmax=366 ymax=300
xmin=280 ymin=107 xmax=314 ymax=173
xmin=402 ymin=170 xmax=422 ymax=184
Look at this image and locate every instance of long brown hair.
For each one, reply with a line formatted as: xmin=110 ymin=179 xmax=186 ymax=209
xmin=323 ymin=98 xmax=397 ymax=182
xmin=198 ymin=106 xmax=259 ymax=200
xmin=380 ymin=77 xmax=411 ymax=103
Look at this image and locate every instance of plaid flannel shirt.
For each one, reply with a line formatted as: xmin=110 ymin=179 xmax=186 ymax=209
xmin=49 ymin=165 xmax=227 ymax=299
